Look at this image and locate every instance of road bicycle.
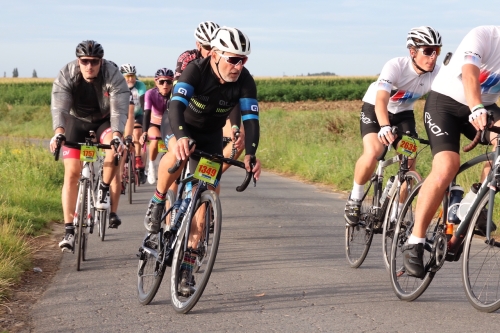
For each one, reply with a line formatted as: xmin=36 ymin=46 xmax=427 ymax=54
xmin=346 ymin=130 xmax=428 ymax=269
xmin=137 ymin=140 xmax=256 ymax=313
xmin=389 ymin=115 xmax=500 ymax=312
xmin=122 ymin=136 xmax=138 ymax=204
xmin=54 ymin=133 xmax=118 ymax=270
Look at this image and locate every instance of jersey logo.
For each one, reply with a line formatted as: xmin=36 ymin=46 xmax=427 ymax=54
xmin=178 ymin=88 xmax=188 ymax=96
xmin=251 ymin=105 xmax=259 ymax=112
xmin=424 ymin=112 xmax=448 ymax=137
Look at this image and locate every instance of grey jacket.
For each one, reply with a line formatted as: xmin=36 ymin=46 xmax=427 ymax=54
xmin=51 ymin=59 xmax=129 ymax=134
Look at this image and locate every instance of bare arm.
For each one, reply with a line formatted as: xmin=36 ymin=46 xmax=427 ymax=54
xmin=462 ymin=64 xmax=486 ymax=130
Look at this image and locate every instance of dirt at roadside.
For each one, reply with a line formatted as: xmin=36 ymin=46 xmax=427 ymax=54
xmin=0 ymin=223 xmax=64 ymax=333
xmin=260 ymin=100 xmax=363 ymax=112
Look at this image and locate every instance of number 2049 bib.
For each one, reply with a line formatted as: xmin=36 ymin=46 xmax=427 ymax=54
xmin=396 ymin=135 xmax=419 ymax=158
xmin=193 ymin=158 xmax=221 ymax=185
xmin=80 ymin=145 xmax=97 ymax=162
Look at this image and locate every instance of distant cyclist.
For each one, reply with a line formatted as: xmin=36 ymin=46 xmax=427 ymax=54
xmin=403 ymin=25 xmax=500 ymax=278
xmin=49 ymin=40 xmax=129 ymax=251
xmin=344 ymin=26 xmax=442 ymax=226
xmin=120 ymin=63 xmax=147 ymax=183
xmin=140 ymin=68 xmax=174 ymax=184
xmin=145 ymin=27 xmax=261 ymax=294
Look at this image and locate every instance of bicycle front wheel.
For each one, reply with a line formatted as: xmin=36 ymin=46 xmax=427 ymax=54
xmin=345 ymin=180 xmax=375 ymax=268
xmin=170 ymin=190 xmax=222 ymax=314
xmin=462 ymin=191 xmax=500 ymax=312
xmin=128 ymin=156 xmax=133 ymax=204
xmin=382 ymin=171 xmax=422 ymax=271
xmin=76 ymin=179 xmax=88 ymax=271
xmin=389 ymin=179 xmax=437 ymax=301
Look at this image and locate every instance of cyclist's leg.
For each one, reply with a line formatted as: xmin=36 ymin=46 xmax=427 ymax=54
xmin=166 ymin=135 xmax=179 ymax=194
xmin=345 ymin=103 xmax=384 ymax=225
xmin=147 ymin=125 xmax=161 ymax=184
xmin=403 ymin=91 xmax=465 ymax=277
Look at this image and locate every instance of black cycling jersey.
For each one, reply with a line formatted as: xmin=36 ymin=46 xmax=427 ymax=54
xmin=169 ymin=56 xmax=259 ymax=155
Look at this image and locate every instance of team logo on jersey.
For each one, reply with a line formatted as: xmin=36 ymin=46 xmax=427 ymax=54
xmin=219 ymin=100 xmax=230 ymax=107
xmin=178 ymin=88 xmax=188 ymax=96
xmin=479 ymin=69 xmax=500 ymax=94
xmin=251 ymin=105 xmax=259 ymax=112
xmin=390 ymin=90 xmax=421 ymax=103
xmin=424 ymin=112 xmax=448 ymax=137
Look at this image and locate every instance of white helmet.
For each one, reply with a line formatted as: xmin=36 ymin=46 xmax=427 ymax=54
xmin=194 ymin=21 xmax=220 ymax=46
xmin=406 ymin=26 xmax=442 ymax=48
xmin=211 ymin=27 xmax=251 ymax=56
xmin=120 ymin=63 xmax=136 ymax=75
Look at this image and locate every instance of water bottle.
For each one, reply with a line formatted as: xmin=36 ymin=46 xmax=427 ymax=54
xmin=457 ymin=183 xmax=481 ymax=221
xmin=173 ymin=198 xmax=191 ymax=229
xmin=448 ymin=185 xmax=464 ymax=224
xmin=380 ymin=176 xmax=395 ymax=205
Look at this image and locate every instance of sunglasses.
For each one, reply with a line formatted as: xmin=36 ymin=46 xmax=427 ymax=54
xmin=157 ymin=79 xmax=173 ymax=85
xmin=124 ymin=74 xmax=136 ymax=79
xmin=79 ymin=58 xmax=101 ymax=66
xmin=419 ymin=47 xmax=441 ymax=57
xmin=217 ymin=52 xmax=248 ymax=66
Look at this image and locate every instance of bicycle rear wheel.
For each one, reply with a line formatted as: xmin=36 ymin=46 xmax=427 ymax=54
xmin=170 ymin=190 xmax=222 ymax=314
xmin=382 ymin=171 xmax=422 ymax=271
xmin=345 ymin=180 xmax=375 ymax=268
xmin=462 ymin=191 xmax=500 ymax=312
xmin=389 ymin=179 xmax=437 ymax=301
xmin=137 ymin=232 xmax=165 ymax=305
xmin=97 ymin=209 xmax=107 ymax=241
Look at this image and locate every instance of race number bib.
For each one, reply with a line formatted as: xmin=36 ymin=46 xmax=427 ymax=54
xmin=158 ymin=140 xmax=168 ymax=153
xmin=80 ymin=145 xmax=97 ymax=162
xmin=396 ymin=135 xmax=419 ymax=158
xmin=193 ymin=158 xmax=221 ymax=185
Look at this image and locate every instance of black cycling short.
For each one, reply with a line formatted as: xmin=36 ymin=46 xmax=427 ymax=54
xmin=359 ymin=102 xmax=417 ymax=147
xmin=64 ymin=115 xmax=111 ymax=143
xmin=187 ymin=125 xmax=223 ymax=187
xmin=134 ymin=114 xmax=143 ymax=127
xmin=423 ymin=91 xmax=500 ymax=155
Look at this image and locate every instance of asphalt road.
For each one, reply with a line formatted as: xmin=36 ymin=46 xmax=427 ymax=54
xmin=31 ymin=168 xmax=500 ymax=332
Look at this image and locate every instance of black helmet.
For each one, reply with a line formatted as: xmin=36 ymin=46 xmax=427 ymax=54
xmin=75 ymin=40 xmax=104 ymax=58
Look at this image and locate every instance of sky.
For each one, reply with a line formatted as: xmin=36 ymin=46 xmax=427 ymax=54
xmin=1 ymin=0 xmax=499 ymax=78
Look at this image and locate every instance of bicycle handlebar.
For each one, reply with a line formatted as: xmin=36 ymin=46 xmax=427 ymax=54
xmin=168 ymin=139 xmax=256 ymax=192
xmin=375 ymin=128 xmax=429 ymax=161
xmin=54 ymin=139 xmax=119 ymax=166
xmin=463 ymin=112 xmax=500 ymax=152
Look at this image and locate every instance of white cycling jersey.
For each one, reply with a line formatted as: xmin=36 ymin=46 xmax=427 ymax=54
xmin=363 ymin=57 xmax=440 ymax=114
xmin=432 ymin=25 xmax=500 ymax=106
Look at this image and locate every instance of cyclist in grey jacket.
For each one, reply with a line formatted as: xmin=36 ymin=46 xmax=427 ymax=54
xmin=49 ymin=40 xmax=130 ymax=252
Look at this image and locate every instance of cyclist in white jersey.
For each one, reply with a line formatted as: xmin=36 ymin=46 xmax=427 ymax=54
xmin=344 ymin=26 xmax=442 ymax=226
xmin=403 ymin=26 xmax=500 ymax=278
xmin=121 ymin=63 xmax=148 ymax=183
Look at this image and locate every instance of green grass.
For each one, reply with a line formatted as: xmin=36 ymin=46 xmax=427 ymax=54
xmin=0 ymin=140 xmax=63 ymax=299
xmin=0 ymin=103 xmax=52 ymax=138
xmin=259 ymin=101 xmax=488 ymax=193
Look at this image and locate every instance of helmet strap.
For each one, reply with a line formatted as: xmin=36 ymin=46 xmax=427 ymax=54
xmin=214 ymin=53 xmax=229 ymax=84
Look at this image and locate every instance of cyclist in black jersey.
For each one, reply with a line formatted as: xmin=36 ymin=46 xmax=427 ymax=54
xmin=49 ymin=40 xmax=130 ymax=251
xmin=144 ymin=27 xmax=261 ymax=294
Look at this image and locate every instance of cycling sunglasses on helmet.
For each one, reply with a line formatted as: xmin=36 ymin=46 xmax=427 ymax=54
xmin=419 ymin=46 xmax=441 ymax=57
xmin=79 ymin=58 xmax=101 ymax=66
xmin=217 ymin=52 xmax=248 ymax=66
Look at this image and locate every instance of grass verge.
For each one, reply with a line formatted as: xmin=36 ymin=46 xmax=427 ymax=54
xmin=0 ymin=139 xmax=63 ymax=300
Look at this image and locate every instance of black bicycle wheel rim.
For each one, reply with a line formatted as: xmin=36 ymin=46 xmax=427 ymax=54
xmin=137 ymin=233 xmax=165 ymax=305
xmin=99 ymin=210 xmax=107 ymax=241
xmin=462 ymin=191 xmax=500 ymax=312
xmin=128 ymin=157 xmax=133 ymax=204
xmin=345 ymin=180 xmax=375 ymax=268
xmin=76 ymin=179 xmax=88 ymax=271
xmin=382 ymin=171 xmax=422 ymax=271
xmin=389 ymin=179 xmax=436 ymax=301
xmin=170 ymin=190 xmax=222 ymax=314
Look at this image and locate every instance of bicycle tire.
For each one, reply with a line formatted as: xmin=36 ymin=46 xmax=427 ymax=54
xmin=98 ymin=209 xmax=107 ymax=241
xmin=76 ymin=179 xmax=88 ymax=271
xmin=170 ymin=190 xmax=222 ymax=314
xmin=345 ymin=180 xmax=375 ymax=268
xmin=137 ymin=232 xmax=165 ymax=305
xmin=462 ymin=191 xmax=500 ymax=312
xmin=389 ymin=179 xmax=436 ymax=301
xmin=128 ymin=156 xmax=133 ymax=204
xmin=382 ymin=171 xmax=422 ymax=271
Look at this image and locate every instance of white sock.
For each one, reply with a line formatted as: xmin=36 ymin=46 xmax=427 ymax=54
xmin=408 ymin=235 xmax=426 ymax=245
xmin=390 ymin=202 xmax=404 ymax=221
xmin=351 ymin=181 xmax=365 ymax=201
